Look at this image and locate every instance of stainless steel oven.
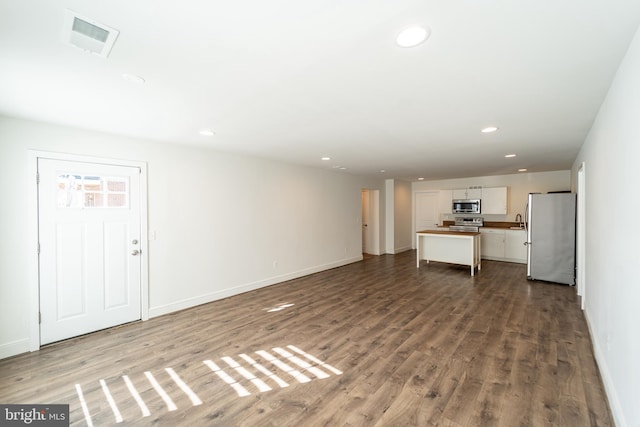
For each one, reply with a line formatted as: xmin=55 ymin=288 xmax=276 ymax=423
xmin=452 ymin=199 xmax=481 ymax=214
xmin=449 ymin=217 xmax=484 ymax=232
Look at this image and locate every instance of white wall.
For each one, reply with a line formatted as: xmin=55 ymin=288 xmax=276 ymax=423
xmin=393 ymin=180 xmax=412 ymax=253
xmin=571 ymin=26 xmax=640 ymax=427
xmin=382 ymin=179 xmax=412 ymax=254
xmin=0 ymin=116 xmax=385 ymax=359
xmin=384 ymin=179 xmax=395 ymax=254
xmin=412 ymin=170 xmax=571 ymax=222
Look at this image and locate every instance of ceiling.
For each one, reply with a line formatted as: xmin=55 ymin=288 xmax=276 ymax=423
xmin=1 ymin=1 xmax=639 ymax=181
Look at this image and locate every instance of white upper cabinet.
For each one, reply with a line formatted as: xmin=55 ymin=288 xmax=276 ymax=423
xmin=467 ymin=188 xmax=482 ymax=199
xmin=452 ymin=188 xmax=482 ymax=200
xmin=438 ymin=190 xmax=453 ymax=214
xmin=452 ymin=188 xmax=466 ymax=199
xmin=481 ymin=187 xmax=508 ymax=214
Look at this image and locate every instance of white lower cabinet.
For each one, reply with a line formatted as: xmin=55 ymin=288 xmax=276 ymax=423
xmin=504 ymin=229 xmax=527 ymax=264
xmin=480 ymin=228 xmax=527 ymax=264
xmin=480 ymin=228 xmax=505 ymax=260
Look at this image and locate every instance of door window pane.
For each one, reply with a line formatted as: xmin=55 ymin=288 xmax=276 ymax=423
xmin=57 ymin=173 xmax=129 ymax=208
xmin=107 ymin=193 xmax=127 ymax=207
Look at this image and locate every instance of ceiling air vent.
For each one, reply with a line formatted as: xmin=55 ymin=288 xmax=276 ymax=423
xmin=63 ymin=10 xmax=119 ymax=58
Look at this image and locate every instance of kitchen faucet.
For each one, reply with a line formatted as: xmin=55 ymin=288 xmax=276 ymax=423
xmin=515 ymin=213 xmax=522 ymax=225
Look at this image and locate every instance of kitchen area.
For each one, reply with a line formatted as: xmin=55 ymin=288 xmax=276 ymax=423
xmin=413 ymin=171 xmax=575 ymax=283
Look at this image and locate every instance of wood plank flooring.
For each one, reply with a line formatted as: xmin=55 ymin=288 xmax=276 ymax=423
xmin=0 ymin=252 xmax=613 ymax=426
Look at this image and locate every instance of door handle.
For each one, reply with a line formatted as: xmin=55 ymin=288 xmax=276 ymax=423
xmin=131 ymin=249 xmax=140 ymax=256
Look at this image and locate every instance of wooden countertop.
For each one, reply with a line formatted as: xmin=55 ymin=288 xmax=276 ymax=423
xmin=417 ymin=229 xmax=481 ymax=236
xmin=442 ymin=220 xmax=524 ymax=229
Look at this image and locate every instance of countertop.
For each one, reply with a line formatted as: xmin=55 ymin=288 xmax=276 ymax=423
xmin=417 ymin=229 xmax=481 ymax=236
xmin=442 ymin=221 xmax=525 ymax=230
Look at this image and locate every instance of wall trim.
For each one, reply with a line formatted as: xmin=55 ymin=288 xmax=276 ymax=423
xmin=149 ymin=255 xmax=363 ymax=318
xmin=583 ymin=309 xmax=626 ymax=427
xmin=0 ymin=339 xmax=30 ymax=361
xmin=393 ymin=246 xmax=413 ymax=254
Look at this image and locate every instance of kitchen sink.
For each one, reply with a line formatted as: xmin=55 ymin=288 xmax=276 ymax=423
xmin=509 ymin=226 xmax=525 ymax=230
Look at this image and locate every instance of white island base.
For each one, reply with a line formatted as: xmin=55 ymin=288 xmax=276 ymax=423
xmin=416 ymin=230 xmax=481 ymax=276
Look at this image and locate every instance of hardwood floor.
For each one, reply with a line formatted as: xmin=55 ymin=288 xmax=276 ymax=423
xmin=0 ymin=251 xmax=613 ymax=426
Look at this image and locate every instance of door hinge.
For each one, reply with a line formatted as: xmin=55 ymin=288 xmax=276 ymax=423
xmin=36 ymin=172 xmax=40 ymax=184
xmin=39 ymin=312 xmax=41 ymax=324
xmin=37 ymin=242 xmax=41 ymax=255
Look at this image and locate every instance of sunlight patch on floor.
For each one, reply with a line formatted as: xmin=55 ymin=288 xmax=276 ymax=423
xmin=74 ymin=345 xmax=341 ymax=425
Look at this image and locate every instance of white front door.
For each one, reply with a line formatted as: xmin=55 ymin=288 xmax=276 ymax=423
xmin=362 ymin=190 xmax=370 ymax=254
xmin=38 ymin=158 xmax=142 ymax=344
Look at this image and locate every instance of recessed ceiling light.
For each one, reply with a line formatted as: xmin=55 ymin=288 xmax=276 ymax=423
xmin=199 ymin=129 xmax=215 ymax=136
xmin=380 ymin=170 xmax=386 ymax=173
xmin=339 ymin=167 xmax=348 ymax=170
xmin=321 ymin=157 xmax=331 ymax=161
xmin=505 ymin=154 xmax=516 ymax=158
xmin=418 ymin=177 xmax=425 ymax=181
xmin=481 ymin=126 xmax=499 ymax=133
xmin=518 ymin=168 xmax=528 ymax=172
xmin=396 ymin=26 xmax=430 ymax=48
xmin=121 ymin=73 xmax=145 ymax=84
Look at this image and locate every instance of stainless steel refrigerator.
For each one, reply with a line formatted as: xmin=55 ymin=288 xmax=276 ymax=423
xmin=525 ymin=193 xmax=576 ymax=285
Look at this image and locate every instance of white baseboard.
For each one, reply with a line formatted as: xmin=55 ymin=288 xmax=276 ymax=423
xmin=583 ymin=309 xmax=626 ymax=427
xmin=149 ymin=256 xmax=363 ymax=318
xmin=390 ymin=245 xmax=412 ymax=254
xmin=0 ymin=256 xmax=364 ymax=360
xmin=0 ymin=338 xmax=30 ymax=360
xmin=502 ymin=258 xmax=527 ymax=264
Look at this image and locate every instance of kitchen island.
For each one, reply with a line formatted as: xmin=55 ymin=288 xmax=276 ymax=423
xmin=416 ymin=230 xmax=481 ymax=276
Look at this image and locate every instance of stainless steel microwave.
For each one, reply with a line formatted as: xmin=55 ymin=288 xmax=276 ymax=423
xmin=452 ymin=199 xmax=481 ymax=214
